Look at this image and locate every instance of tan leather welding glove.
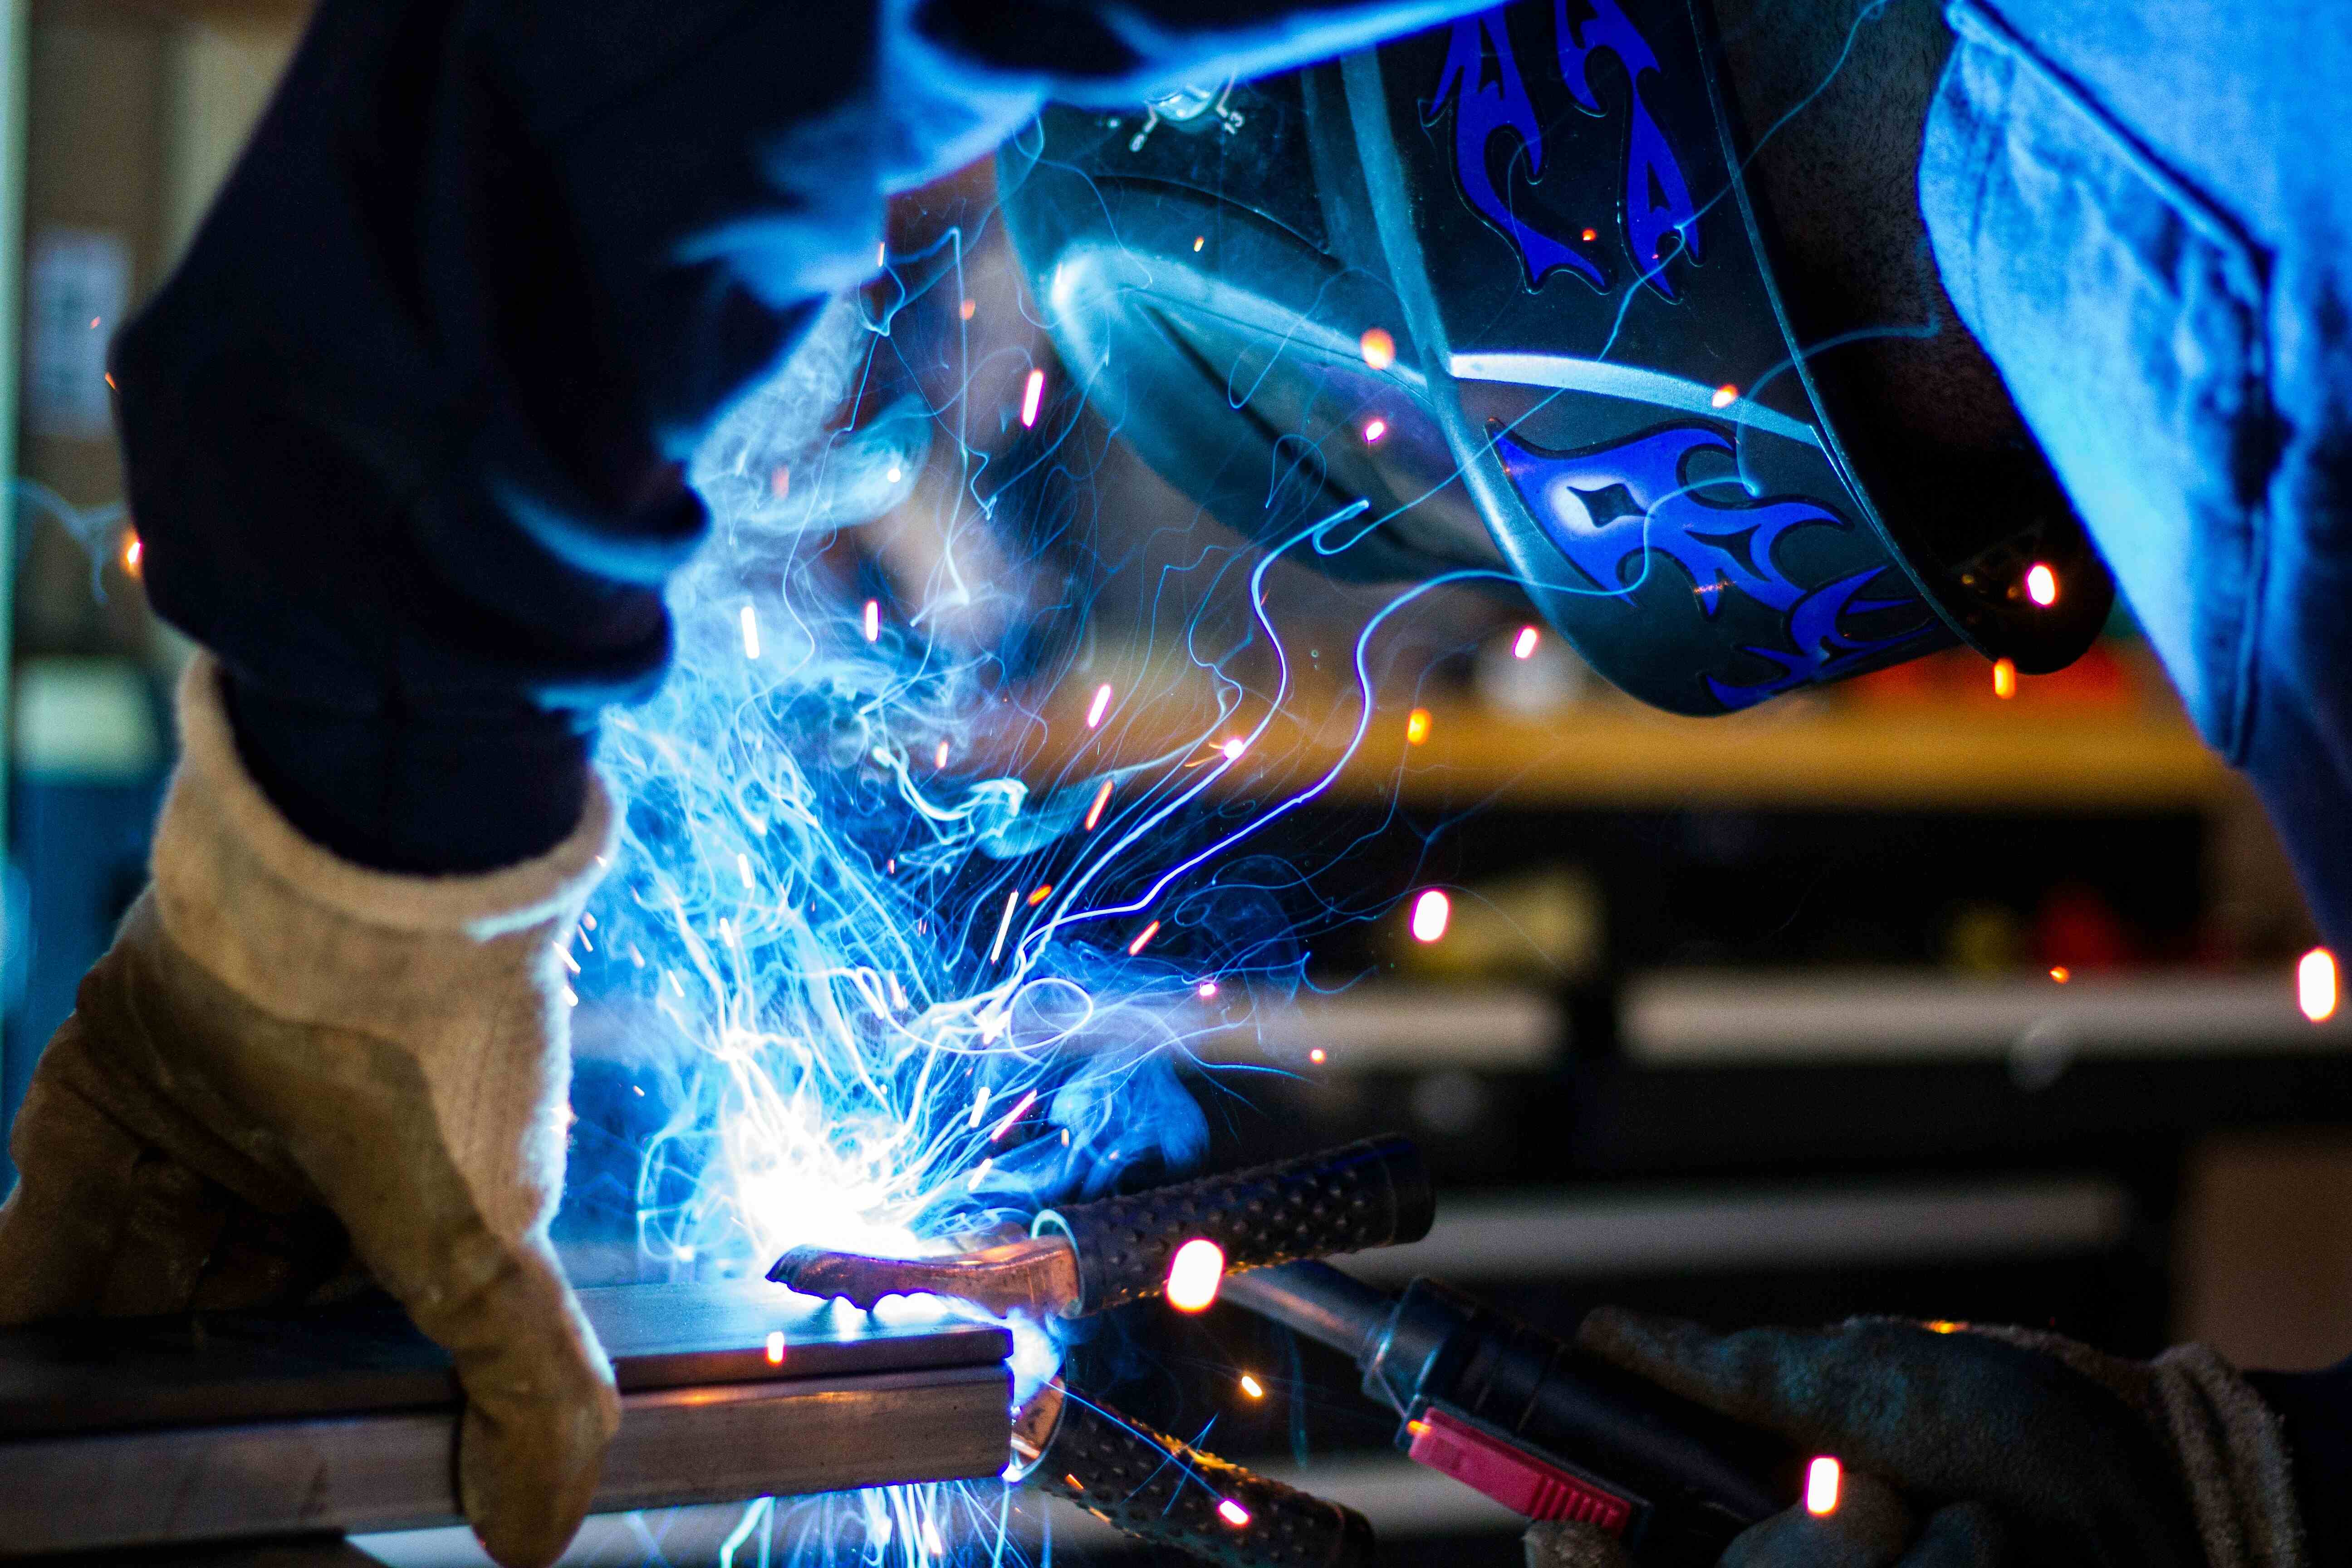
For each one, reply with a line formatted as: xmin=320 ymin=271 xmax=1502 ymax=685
xmin=0 ymin=654 xmax=620 ymax=1568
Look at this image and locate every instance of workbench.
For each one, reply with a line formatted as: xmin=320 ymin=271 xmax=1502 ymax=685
xmin=0 ymin=1281 xmax=1013 ymax=1562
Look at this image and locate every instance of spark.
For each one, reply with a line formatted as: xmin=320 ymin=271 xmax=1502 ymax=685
xmin=935 ymin=739 xmax=951 ymax=768
xmin=769 ymin=466 xmax=789 ymax=499
xmin=989 ymin=1089 xmax=1039 ymax=1142
xmin=765 ymin=1331 xmax=786 ymax=1365
xmin=967 ymin=1085 xmax=994 ymax=1129
xmin=2025 ymin=563 xmax=2059 ymax=606
xmin=1217 ymin=1499 xmax=1252 ymax=1528
xmin=1193 ymin=235 xmax=1205 ymax=252
xmin=1196 ymin=979 xmax=1218 ymax=999
xmin=863 ymin=598 xmax=881 ymax=642
xmin=988 ymin=888 xmax=1019 ymax=964
xmin=2049 ymin=966 xmax=2070 ymax=984
xmin=1580 ymin=227 xmax=1598 ymax=242
xmin=1086 ymin=682 xmax=1113 ymax=728
xmin=2301 ymin=948 xmax=2338 ymax=1023
xmin=1084 ymin=777 xmax=1115 ymax=832
xmin=1239 ymin=1374 xmax=1264 ymax=1398
xmin=1362 ymin=417 xmax=1388 ymax=444
xmin=1020 ymin=367 xmax=1046 ymax=428
xmin=967 ymin=1157 xmax=994 ymax=1191
xmin=1027 ymin=884 xmax=1054 ymax=906
xmin=121 ymin=533 xmax=142 ymax=577
xmin=1710 ymin=384 xmax=1739 ymax=408
xmin=1512 ymin=626 xmax=1540 ymax=660
xmin=1925 ymin=1320 xmax=1965 ymax=1333
xmin=1806 ymin=1457 xmax=1842 ymax=1516
xmin=737 ymin=852 xmax=756 ymax=890
xmin=740 ymin=605 xmax=760 ymax=658
xmin=1308 ymin=1048 xmax=1326 ymax=1064
xmin=1166 ymin=1239 xmax=1225 ymax=1312
xmin=1410 ymin=889 xmax=1450 ymax=944
xmin=555 ymin=941 xmax=581 ymax=975
xmin=1358 ymin=327 xmax=1396 ymax=369
xmin=1992 ymin=657 xmax=2017 ymax=699
xmin=1219 ymin=737 xmax=1246 ymax=762
xmin=959 ymin=297 xmax=976 ymax=320
xmin=1127 ymin=919 xmax=1161 ymax=956
xmin=875 ymin=240 xmax=886 ymax=267
xmin=1404 ymin=707 xmax=1431 ymax=745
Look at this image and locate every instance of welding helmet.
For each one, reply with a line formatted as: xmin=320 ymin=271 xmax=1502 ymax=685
xmin=997 ymin=0 xmax=2111 ymax=714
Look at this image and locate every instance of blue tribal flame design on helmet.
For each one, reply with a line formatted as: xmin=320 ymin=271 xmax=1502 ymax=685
xmin=1494 ymin=423 xmax=1940 ymax=708
xmin=1429 ymin=0 xmax=1701 ymax=297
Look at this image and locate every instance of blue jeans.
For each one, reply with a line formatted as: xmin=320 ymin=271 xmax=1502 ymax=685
xmin=1921 ymin=0 xmax=2352 ymax=950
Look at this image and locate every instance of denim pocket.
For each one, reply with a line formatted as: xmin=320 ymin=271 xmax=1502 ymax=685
xmin=1924 ymin=0 xmax=2278 ymax=761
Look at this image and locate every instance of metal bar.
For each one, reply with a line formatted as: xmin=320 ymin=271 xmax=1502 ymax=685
xmin=0 ymin=1283 xmax=1014 ymax=1558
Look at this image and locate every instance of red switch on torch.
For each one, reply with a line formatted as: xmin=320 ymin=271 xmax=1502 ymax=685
xmin=1406 ymin=1405 xmax=1638 ymax=1533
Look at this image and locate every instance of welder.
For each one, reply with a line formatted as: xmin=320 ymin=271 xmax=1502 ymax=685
xmin=0 ymin=2 xmax=2338 ymax=1568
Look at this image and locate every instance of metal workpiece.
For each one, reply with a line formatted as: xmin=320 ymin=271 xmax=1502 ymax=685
xmin=0 ymin=1282 xmax=1014 ymax=1558
xmin=1027 ymin=1384 xmax=1376 ymax=1568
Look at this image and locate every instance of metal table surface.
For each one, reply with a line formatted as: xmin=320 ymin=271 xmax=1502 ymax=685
xmin=0 ymin=1281 xmax=1014 ymax=1559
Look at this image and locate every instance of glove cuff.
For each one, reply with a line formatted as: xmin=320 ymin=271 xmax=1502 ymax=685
xmin=1971 ymin=1325 xmax=2307 ymax=1568
xmin=158 ymin=652 xmax=617 ymax=943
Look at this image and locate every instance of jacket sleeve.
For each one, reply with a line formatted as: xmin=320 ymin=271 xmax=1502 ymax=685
xmin=111 ymin=0 xmax=1481 ymax=872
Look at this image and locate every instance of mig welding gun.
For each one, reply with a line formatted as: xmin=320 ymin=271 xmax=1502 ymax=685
xmin=772 ymin=1137 xmax=1811 ymax=1568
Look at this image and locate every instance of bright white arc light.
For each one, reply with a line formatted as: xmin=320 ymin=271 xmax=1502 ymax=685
xmin=1805 ymin=1456 xmax=1842 ymax=1516
xmin=1166 ymin=1238 xmax=1226 ymax=1312
xmin=1410 ymin=889 xmax=1451 ymax=945
xmin=2300 ymin=947 xmax=2338 ymax=1023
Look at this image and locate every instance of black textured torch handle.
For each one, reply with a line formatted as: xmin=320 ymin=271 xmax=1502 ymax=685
xmin=1035 ymin=1135 xmax=1433 ymax=1314
xmin=1034 ymin=1397 xmax=1376 ymax=1568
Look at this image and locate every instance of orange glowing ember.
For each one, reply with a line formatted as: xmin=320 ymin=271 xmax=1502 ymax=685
xmin=1805 ymin=1457 xmax=1842 ymax=1516
xmin=764 ymin=1331 xmax=786 ymax=1365
xmin=1710 ymin=384 xmax=1738 ymax=409
xmin=1992 ymin=658 xmax=2017 ymax=699
xmin=1404 ymin=707 xmax=1432 ymax=745
xmin=1166 ymin=1239 xmax=1226 ymax=1312
xmin=2050 ymin=966 xmax=2071 ymax=984
xmin=2300 ymin=948 xmax=2338 ymax=1023
xmin=1359 ymin=328 xmax=1396 ymax=370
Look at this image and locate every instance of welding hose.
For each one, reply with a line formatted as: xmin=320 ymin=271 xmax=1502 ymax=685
xmin=1016 ymin=1381 xmax=1376 ymax=1568
xmin=1032 ymin=1135 xmax=1433 ymax=1314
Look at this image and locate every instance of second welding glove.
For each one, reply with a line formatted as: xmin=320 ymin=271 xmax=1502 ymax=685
xmin=1524 ymin=1310 xmax=2306 ymax=1568
xmin=0 ymin=654 xmax=620 ymax=1568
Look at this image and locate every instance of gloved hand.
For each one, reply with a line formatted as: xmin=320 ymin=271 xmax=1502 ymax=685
xmin=1524 ymin=1310 xmax=2307 ymax=1568
xmin=0 ymin=655 xmax=620 ymax=1568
